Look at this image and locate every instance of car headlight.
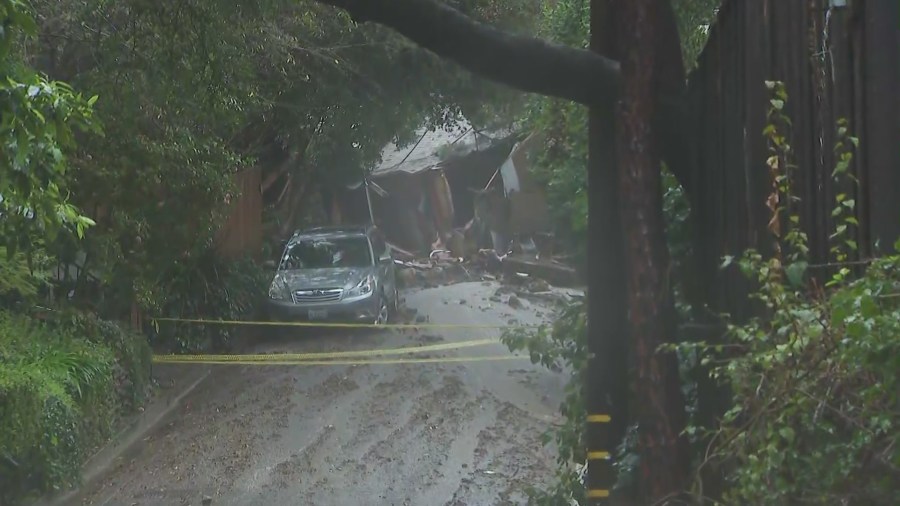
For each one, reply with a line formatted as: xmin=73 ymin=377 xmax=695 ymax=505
xmin=268 ymin=279 xmax=289 ymax=300
xmin=346 ymin=275 xmax=374 ymax=298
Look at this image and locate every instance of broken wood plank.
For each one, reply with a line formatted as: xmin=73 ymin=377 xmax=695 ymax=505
xmin=501 ymin=254 xmax=579 ymax=287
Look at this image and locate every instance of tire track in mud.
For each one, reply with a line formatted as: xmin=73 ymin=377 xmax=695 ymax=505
xmin=230 ymin=361 xmax=554 ymax=505
xmin=85 ymin=361 xmax=558 ymax=506
xmin=445 ymin=397 xmax=558 ymax=506
xmin=229 ymin=368 xmax=369 ymax=498
xmin=265 ymin=367 xmax=461 ymax=503
xmin=263 ymin=367 xmax=495 ymax=505
xmin=82 ymin=368 xmax=297 ymax=505
xmin=358 ymin=374 xmax=476 ymax=470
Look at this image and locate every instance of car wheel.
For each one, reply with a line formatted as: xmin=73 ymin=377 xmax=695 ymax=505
xmin=375 ymin=292 xmax=390 ymax=325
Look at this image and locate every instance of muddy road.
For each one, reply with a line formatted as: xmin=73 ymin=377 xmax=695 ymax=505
xmin=78 ymin=282 xmax=574 ymax=506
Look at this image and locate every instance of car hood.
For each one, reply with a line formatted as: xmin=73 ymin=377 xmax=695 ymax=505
xmin=275 ymin=267 xmax=372 ymax=290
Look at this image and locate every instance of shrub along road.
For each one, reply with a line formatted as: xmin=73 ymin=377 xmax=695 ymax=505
xmin=76 ymin=282 xmax=571 ymax=506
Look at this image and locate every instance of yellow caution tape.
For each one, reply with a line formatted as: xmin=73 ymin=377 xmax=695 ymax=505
xmin=586 ymin=489 xmax=610 ymax=499
xmin=154 ymin=338 xmax=497 ymax=362
xmin=151 ymin=317 xmax=539 ymax=330
xmin=587 ymin=414 xmax=612 ymax=423
xmin=153 ymin=355 xmax=527 ymax=366
xmin=587 ymin=451 xmax=610 ymax=460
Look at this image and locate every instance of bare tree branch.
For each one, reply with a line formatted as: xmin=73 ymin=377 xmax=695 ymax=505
xmin=316 ymin=0 xmax=621 ymax=106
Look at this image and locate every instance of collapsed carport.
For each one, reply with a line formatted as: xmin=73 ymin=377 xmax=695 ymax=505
xmin=335 ymin=120 xmax=554 ymax=268
xmin=345 ymin=123 xmax=517 ymax=255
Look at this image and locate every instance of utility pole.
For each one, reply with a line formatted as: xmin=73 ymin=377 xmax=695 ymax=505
xmin=585 ymin=0 xmax=629 ymax=503
xmin=363 ymin=169 xmax=376 ymax=225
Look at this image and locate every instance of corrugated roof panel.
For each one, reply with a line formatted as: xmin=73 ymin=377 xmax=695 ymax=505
xmin=371 ymin=117 xmax=512 ymax=178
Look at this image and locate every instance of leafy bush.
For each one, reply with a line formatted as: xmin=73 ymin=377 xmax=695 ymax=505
xmin=692 ymin=249 xmax=900 ymax=505
xmin=680 ymin=84 xmax=899 ymax=504
xmin=0 ymin=247 xmax=50 ymax=304
xmin=502 ymin=299 xmax=589 ymax=505
xmin=46 ymin=311 xmax=153 ymax=411
xmin=1 ymin=0 xmax=99 ymax=258
xmin=0 ymin=310 xmax=151 ymax=505
xmin=145 ymin=252 xmax=268 ymax=352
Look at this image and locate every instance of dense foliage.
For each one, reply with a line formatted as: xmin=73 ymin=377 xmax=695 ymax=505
xmin=0 ymin=310 xmax=151 ymax=504
xmin=150 ymin=255 xmax=268 ymax=352
xmin=676 ymin=84 xmax=900 ymax=505
xmin=1 ymin=0 xmax=98 ymax=259
xmin=11 ymin=0 xmax=531 ymax=340
xmin=520 ymin=0 xmax=589 ymax=257
xmin=522 ymin=0 xmax=714 ymax=262
xmin=694 ymin=245 xmax=900 ymax=505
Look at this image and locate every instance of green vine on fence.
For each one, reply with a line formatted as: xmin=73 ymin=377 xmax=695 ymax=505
xmin=679 ymin=82 xmax=899 ymax=505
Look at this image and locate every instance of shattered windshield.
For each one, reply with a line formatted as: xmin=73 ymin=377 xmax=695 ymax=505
xmin=281 ymin=236 xmax=372 ymax=270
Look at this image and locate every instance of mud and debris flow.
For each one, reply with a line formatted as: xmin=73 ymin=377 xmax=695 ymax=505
xmin=80 ymin=281 xmax=577 ymax=506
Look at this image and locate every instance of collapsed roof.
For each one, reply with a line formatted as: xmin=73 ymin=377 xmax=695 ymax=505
xmin=370 ymin=118 xmax=514 ymax=179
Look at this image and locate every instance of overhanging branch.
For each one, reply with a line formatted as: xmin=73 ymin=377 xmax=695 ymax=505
xmin=316 ymin=0 xmax=621 ymax=106
xmin=314 ymin=0 xmax=695 ymax=196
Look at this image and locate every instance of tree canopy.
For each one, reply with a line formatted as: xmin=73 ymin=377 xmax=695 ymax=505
xmin=4 ymin=0 xmax=532 ymax=316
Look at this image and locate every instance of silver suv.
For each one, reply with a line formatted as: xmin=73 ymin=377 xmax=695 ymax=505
xmin=264 ymin=226 xmax=399 ymax=325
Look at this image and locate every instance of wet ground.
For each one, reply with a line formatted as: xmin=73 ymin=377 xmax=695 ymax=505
xmin=77 ymin=282 xmax=574 ymax=506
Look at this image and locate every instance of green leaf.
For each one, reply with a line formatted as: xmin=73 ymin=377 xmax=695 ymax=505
xmin=721 ymin=255 xmax=735 ymax=269
xmin=785 ymin=261 xmax=808 ymax=288
xmin=10 ymin=6 xmax=38 ymax=35
xmin=778 ymin=427 xmax=796 ymax=443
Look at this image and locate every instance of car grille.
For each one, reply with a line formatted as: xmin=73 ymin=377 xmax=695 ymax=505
xmin=292 ymin=288 xmax=343 ymax=303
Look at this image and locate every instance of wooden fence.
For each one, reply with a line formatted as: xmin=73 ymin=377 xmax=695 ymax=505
xmin=685 ymin=0 xmax=900 ymax=317
xmin=214 ymin=167 xmax=263 ymax=260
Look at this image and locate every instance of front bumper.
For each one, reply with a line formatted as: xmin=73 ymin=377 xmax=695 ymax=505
xmin=264 ymin=292 xmax=379 ymax=323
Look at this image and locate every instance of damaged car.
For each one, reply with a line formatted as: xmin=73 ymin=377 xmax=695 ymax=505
xmin=264 ymin=226 xmax=399 ymax=325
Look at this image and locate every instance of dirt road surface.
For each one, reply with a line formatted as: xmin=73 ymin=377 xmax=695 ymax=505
xmin=78 ymin=282 xmax=574 ymax=506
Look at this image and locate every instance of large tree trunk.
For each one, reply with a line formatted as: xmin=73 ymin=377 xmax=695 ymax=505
xmin=585 ymin=1 xmax=630 ymax=503
xmin=610 ymin=0 xmax=688 ymax=502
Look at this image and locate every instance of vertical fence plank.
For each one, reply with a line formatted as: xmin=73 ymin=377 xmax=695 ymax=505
xmin=215 ymin=167 xmax=263 ymax=260
xmin=687 ymin=0 xmax=896 ymax=315
xmin=863 ymin=0 xmax=900 ymax=250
